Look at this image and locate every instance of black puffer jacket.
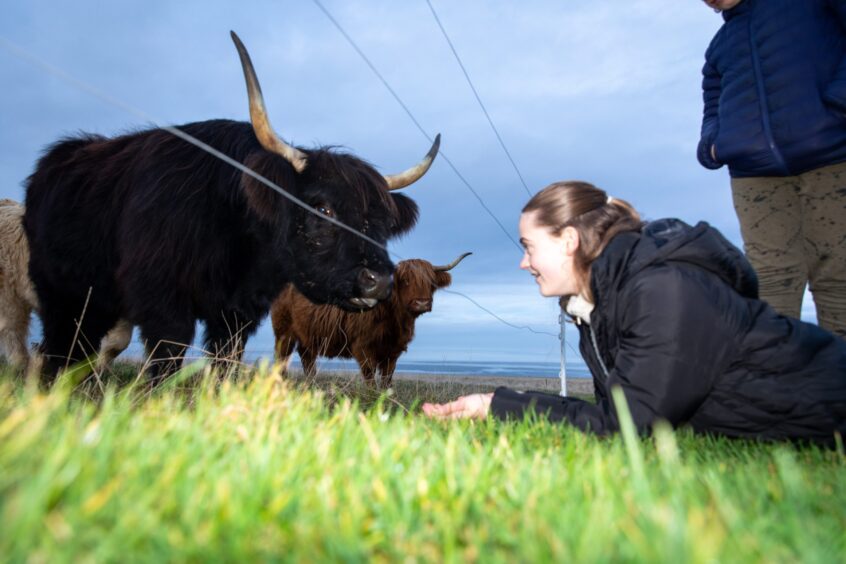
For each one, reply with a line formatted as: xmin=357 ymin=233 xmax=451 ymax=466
xmin=492 ymin=220 xmax=846 ymax=445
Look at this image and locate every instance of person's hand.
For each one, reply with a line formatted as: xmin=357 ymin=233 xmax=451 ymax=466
xmin=710 ymin=144 xmax=717 ymax=161
xmin=422 ymin=393 xmax=494 ymax=420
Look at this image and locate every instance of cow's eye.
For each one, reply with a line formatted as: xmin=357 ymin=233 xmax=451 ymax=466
xmin=316 ymin=205 xmax=334 ymax=218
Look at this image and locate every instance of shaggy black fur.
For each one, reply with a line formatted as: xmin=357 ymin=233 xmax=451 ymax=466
xmin=24 ymin=119 xmax=419 ymax=383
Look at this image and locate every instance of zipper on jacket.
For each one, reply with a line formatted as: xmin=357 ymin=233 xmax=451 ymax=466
xmin=748 ymin=14 xmax=789 ymax=175
xmin=589 ymin=325 xmax=610 ymax=380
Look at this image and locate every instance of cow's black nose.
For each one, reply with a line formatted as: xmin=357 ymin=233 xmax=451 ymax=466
xmin=357 ymin=268 xmax=392 ymax=300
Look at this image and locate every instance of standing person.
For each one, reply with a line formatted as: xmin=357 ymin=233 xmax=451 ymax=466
xmin=697 ymin=0 xmax=846 ymax=338
xmin=422 ymin=182 xmax=846 ymax=446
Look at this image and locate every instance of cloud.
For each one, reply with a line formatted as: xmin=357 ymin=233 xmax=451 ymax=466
xmin=1 ymin=1 xmax=790 ymax=368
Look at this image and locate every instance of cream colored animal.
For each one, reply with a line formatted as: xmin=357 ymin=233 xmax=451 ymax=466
xmin=0 ymin=199 xmax=131 ymax=370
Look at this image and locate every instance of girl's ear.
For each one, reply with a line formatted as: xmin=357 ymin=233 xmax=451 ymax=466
xmin=562 ymin=226 xmax=580 ymax=256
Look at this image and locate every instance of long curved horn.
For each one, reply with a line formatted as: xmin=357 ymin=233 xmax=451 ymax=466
xmin=384 ymin=134 xmax=441 ymax=191
xmin=231 ymin=31 xmax=307 ymax=173
xmin=433 ymin=252 xmax=472 ymax=272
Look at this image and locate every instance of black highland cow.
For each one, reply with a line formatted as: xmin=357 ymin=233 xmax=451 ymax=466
xmin=23 ymin=32 xmax=440 ymax=382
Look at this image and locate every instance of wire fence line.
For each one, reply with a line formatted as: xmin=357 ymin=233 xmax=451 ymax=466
xmin=442 ymin=289 xmax=581 ymax=356
xmin=0 ymin=36 xmax=394 ymax=256
xmin=423 ymin=0 xmax=533 ymax=197
xmin=310 ymin=0 xmax=523 ymax=253
xmin=0 ymin=34 xmax=561 ymax=342
xmin=306 ymin=1 xmax=574 ymax=357
xmin=441 ymin=289 xmax=557 ymax=338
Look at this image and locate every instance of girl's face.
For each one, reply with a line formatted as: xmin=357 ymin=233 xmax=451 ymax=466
xmin=519 ymin=211 xmax=582 ymax=297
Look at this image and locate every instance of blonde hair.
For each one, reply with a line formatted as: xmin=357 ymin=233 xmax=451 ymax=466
xmin=522 ymin=181 xmax=643 ymax=301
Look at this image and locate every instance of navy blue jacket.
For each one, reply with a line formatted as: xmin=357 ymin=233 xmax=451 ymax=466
xmin=491 ymin=220 xmax=846 ymax=445
xmin=697 ymin=0 xmax=846 ymax=178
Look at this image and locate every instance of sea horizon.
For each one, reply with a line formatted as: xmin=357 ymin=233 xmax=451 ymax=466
xmin=115 ymin=347 xmax=592 ymax=380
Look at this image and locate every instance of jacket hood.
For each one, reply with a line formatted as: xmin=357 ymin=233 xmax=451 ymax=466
xmin=590 ymin=219 xmax=759 ymax=303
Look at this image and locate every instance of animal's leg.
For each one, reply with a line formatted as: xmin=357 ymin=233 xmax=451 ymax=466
xmin=138 ymin=314 xmax=195 ymax=387
xmin=204 ymin=312 xmax=255 ymax=379
xmin=37 ymin=290 xmax=117 ymax=384
xmin=378 ymin=357 xmax=398 ymax=389
xmin=299 ymin=348 xmax=318 ymax=378
xmin=274 ymin=334 xmax=296 ymax=374
xmin=0 ymin=300 xmax=32 ymax=369
xmin=38 ymin=309 xmax=79 ymax=380
xmin=355 ymin=353 xmax=377 ymax=386
xmin=96 ymin=319 xmax=133 ymax=371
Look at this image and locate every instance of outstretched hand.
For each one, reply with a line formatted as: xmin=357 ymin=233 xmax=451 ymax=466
xmin=422 ymin=393 xmax=494 ymax=420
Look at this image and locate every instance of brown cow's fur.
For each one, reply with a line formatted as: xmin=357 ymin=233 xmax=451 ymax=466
xmin=271 ymin=259 xmax=454 ymax=388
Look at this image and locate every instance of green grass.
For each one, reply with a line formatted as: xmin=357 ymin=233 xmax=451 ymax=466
xmin=1 ymin=362 xmax=844 ymax=563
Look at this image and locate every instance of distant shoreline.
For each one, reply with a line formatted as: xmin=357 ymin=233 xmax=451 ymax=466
xmin=304 ymin=369 xmax=596 ymax=397
xmin=287 ymin=360 xmax=593 ymax=380
xmin=112 ymin=356 xmax=597 ymax=397
xmin=392 ymin=372 xmax=595 ymax=396
xmin=118 ymin=351 xmax=591 ymax=379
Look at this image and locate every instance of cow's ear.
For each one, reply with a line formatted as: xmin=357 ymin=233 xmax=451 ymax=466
xmin=434 ymin=271 xmax=452 ymax=289
xmin=389 ymin=193 xmax=419 ymax=237
xmin=242 ymin=152 xmax=297 ymax=223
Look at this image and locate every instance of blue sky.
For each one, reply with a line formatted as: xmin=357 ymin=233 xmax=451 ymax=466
xmin=0 ymin=1 xmax=817 ymax=368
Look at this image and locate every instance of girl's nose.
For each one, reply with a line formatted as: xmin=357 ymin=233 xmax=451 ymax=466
xmin=519 ymin=252 xmax=530 ymax=270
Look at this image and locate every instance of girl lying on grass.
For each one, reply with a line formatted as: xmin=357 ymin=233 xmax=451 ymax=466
xmin=423 ymin=181 xmax=846 ymax=446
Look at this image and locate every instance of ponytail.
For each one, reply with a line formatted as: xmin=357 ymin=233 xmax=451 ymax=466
xmin=523 ymin=181 xmax=643 ymax=301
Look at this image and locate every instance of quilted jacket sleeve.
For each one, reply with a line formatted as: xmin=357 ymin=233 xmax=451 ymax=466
xmin=823 ymin=0 xmax=846 ymax=113
xmin=491 ymin=265 xmax=737 ymax=434
xmin=697 ymin=57 xmax=723 ymax=170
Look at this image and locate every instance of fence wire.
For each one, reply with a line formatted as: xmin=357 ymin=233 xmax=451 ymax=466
xmin=0 ymin=34 xmax=568 ymax=346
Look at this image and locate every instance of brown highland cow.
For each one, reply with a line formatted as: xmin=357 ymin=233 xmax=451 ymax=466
xmin=271 ymin=252 xmax=470 ymax=387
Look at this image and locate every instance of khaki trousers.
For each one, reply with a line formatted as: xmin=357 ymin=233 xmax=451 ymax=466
xmin=731 ymin=161 xmax=846 ymax=338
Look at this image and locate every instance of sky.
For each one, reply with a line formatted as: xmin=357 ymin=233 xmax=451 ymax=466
xmin=0 ymin=1 xmax=817 ymax=370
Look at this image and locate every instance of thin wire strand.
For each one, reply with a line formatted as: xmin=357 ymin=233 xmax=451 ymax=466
xmin=0 ymin=36 xmax=396 ymax=258
xmin=310 ymin=0 xmax=522 ymax=253
xmin=0 ymin=35 xmax=559 ymax=341
xmin=442 ymin=289 xmax=582 ymax=356
xmin=424 ymin=0 xmax=532 ymax=197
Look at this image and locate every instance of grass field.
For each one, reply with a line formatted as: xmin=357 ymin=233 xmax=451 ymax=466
xmin=1 ymin=361 xmax=844 ymax=562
